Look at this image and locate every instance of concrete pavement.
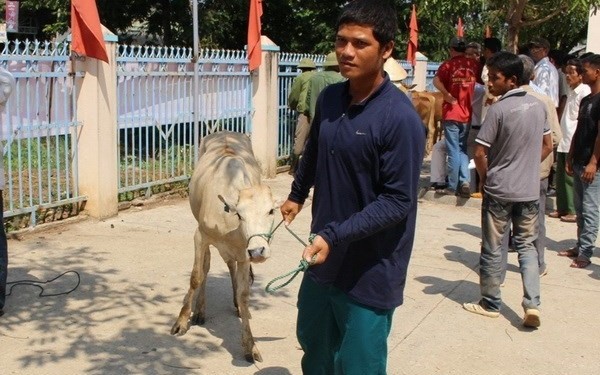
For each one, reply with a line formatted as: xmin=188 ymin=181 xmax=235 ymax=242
xmin=1 ymin=172 xmax=599 ymax=375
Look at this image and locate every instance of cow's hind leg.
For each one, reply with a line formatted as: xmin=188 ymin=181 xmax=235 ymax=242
xmin=171 ymin=228 xmax=209 ymax=335
xmin=191 ymin=242 xmax=211 ymax=326
xmin=236 ymin=260 xmax=262 ymax=362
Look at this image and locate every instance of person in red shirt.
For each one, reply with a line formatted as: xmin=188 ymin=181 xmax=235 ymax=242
xmin=433 ymin=37 xmax=480 ymax=197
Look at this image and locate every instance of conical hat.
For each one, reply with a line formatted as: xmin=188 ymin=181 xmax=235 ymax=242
xmin=384 ymin=58 xmax=408 ymax=81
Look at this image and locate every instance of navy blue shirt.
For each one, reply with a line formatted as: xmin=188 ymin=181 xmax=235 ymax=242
xmin=289 ymin=75 xmax=425 ymax=309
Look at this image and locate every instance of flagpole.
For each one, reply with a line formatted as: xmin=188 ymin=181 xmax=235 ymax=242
xmin=192 ymin=0 xmax=200 ymax=163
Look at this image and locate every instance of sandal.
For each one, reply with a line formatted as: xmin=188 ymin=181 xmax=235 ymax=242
xmin=570 ymin=259 xmax=591 ymax=269
xmin=548 ymin=211 xmax=564 ymax=218
xmin=557 ymin=248 xmax=578 ymax=258
xmin=560 ymin=214 xmax=577 ymax=223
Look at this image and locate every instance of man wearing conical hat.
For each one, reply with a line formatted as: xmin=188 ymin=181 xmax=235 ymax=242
xmin=383 ymin=57 xmax=408 ymax=93
xmin=288 ymin=58 xmax=317 ymax=174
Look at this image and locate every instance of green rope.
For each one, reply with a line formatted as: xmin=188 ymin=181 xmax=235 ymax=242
xmin=264 ymin=258 xmax=312 ymax=293
xmin=265 ymin=231 xmax=317 ymax=294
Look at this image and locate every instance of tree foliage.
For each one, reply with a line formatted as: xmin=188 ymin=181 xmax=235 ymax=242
xmin=485 ymin=0 xmax=600 ymax=53
xmin=1 ymin=0 xmax=598 ymax=59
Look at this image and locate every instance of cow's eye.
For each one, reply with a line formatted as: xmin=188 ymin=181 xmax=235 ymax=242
xmin=236 ymin=212 xmax=243 ymax=220
xmin=268 ymin=209 xmax=275 ymax=215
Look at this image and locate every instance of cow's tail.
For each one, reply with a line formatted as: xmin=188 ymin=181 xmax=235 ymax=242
xmin=249 ymin=265 xmax=255 ymax=285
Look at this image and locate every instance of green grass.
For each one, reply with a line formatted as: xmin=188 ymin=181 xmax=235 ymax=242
xmin=2 ymin=135 xmax=81 ymax=231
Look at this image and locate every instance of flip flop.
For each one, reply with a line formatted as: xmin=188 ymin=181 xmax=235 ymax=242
xmin=560 ymin=214 xmax=577 ymax=223
xmin=557 ymin=248 xmax=578 ymax=258
xmin=570 ymin=259 xmax=591 ymax=269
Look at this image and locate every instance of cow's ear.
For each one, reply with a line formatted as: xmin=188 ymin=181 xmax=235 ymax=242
xmin=218 ymin=194 xmax=237 ymax=213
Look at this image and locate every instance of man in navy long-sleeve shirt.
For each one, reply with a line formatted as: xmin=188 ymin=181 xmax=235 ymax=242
xmin=280 ymin=1 xmax=425 ymax=373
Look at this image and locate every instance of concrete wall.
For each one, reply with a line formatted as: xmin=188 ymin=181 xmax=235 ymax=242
xmin=587 ymin=6 xmax=600 ymax=53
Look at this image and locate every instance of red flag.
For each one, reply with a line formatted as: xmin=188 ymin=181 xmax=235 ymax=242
xmin=457 ymin=17 xmax=464 ymax=37
xmin=485 ymin=25 xmax=492 ymax=38
xmin=407 ymin=5 xmax=418 ymax=67
xmin=247 ymin=0 xmax=263 ymax=71
xmin=71 ymin=0 xmax=108 ymax=63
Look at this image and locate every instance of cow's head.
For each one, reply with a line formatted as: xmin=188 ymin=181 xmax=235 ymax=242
xmin=218 ymin=185 xmax=278 ymax=263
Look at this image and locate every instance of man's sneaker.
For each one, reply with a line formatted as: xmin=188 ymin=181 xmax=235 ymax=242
xmin=430 ymin=182 xmax=447 ymax=191
xmin=463 ymin=301 xmax=500 ymax=318
xmin=523 ymin=308 xmax=541 ymax=328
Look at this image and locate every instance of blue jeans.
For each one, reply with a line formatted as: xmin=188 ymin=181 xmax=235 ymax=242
xmin=572 ymin=164 xmax=600 ymax=261
xmin=297 ymin=275 xmax=394 ymax=375
xmin=500 ymin=178 xmax=548 ymax=283
xmin=443 ymin=121 xmax=470 ymax=191
xmin=0 ymin=194 xmax=7 ymax=310
xmin=480 ymin=195 xmax=540 ymax=312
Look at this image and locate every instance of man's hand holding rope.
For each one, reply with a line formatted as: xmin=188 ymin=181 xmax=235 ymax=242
xmin=280 ymin=199 xmax=329 ymax=265
xmin=302 ymin=234 xmax=329 ymax=265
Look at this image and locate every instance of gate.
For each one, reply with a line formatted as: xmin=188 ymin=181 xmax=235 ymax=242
xmin=1 ymin=39 xmax=85 ymax=229
xmin=116 ymin=46 xmax=252 ymax=199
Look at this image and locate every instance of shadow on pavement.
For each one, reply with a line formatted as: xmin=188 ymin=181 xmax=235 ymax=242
xmin=2 ymin=237 xmax=286 ymax=374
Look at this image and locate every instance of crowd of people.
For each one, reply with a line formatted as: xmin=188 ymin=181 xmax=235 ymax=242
xmin=425 ymin=37 xmax=600 ymax=332
xmin=283 ymin=0 xmax=599 ymax=370
xmin=424 ymin=34 xmax=600 ymax=325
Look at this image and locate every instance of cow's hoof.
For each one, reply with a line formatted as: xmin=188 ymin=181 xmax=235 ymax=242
xmin=245 ymin=349 xmax=263 ymax=363
xmin=170 ymin=321 xmax=189 ymax=336
xmin=191 ymin=314 xmax=205 ymax=326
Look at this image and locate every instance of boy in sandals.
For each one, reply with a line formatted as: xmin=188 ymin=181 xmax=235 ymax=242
xmin=559 ymin=54 xmax=600 ymax=269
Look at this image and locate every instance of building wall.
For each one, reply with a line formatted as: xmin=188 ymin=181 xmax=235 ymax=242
xmin=587 ymin=6 xmax=600 ymax=53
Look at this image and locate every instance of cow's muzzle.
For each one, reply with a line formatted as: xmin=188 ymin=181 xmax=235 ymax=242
xmin=247 ymin=246 xmax=267 ymax=262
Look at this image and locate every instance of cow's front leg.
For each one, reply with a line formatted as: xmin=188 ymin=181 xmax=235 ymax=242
xmin=171 ymin=228 xmax=208 ymax=335
xmin=226 ymin=260 xmax=238 ymax=310
xmin=236 ymin=261 xmax=262 ymax=362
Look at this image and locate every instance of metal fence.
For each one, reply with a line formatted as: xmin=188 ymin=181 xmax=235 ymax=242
xmin=1 ymin=40 xmax=84 ymax=229
xmin=116 ymin=45 xmax=252 ymax=198
xmin=0 ymin=38 xmax=442 ymax=229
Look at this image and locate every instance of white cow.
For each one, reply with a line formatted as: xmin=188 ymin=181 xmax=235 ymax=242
xmin=171 ymin=131 xmax=278 ymax=363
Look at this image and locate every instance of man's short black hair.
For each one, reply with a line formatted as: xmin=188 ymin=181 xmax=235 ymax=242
xmin=483 ymin=38 xmax=502 ymax=53
xmin=487 ymin=51 xmax=523 ymax=83
xmin=549 ymin=49 xmax=568 ymax=67
xmin=582 ymin=54 xmax=600 ymax=70
xmin=528 ymin=37 xmax=551 ymax=51
xmin=565 ymin=58 xmax=584 ymax=75
xmin=450 ymin=37 xmax=466 ymax=53
xmin=336 ymin=0 xmax=397 ymax=46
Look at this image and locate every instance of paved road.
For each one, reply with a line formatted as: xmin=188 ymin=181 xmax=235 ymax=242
xmin=2 ymin=173 xmax=599 ymax=375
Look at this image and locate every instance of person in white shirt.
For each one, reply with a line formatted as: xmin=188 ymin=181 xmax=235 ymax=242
xmin=550 ymin=58 xmax=591 ymax=222
xmin=529 ymin=37 xmax=559 ymax=108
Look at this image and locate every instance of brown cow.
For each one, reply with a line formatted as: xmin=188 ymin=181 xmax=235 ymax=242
xmin=411 ymin=91 xmax=443 ymax=154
